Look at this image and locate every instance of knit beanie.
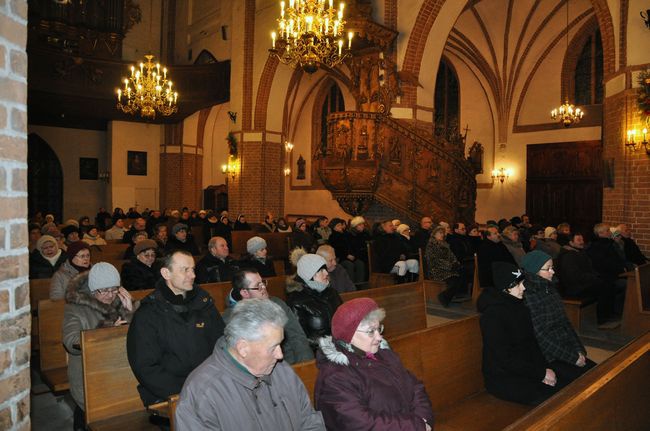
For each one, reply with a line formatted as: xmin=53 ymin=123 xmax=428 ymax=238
xmin=350 ymin=216 xmax=365 ymax=228
xmin=65 ymin=219 xmax=80 ymax=228
xmin=172 ymin=223 xmax=188 ymax=235
xmin=134 ymin=239 xmax=158 ymax=255
xmin=521 ymin=250 xmax=552 ymax=274
xmin=297 ymin=253 xmax=327 ymax=281
xmin=247 ymin=236 xmax=267 ymax=254
xmin=295 ymin=218 xmax=306 ymax=229
xmin=67 ymin=241 xmax=90 ymax=261
xmin=331 ymin=298 xmax=379 ymax=343
xmin=88 ymin=262 xmax=121 ymax=292
xmin=62 ymin=224 xmax=80 ymax=238
xmin=492 ymin=262 xmax=525 ymax=291
xmin=36 ymin=235 xmax=58 ymax=252
xmin=544 ymin=227 xmax=557 ymax=238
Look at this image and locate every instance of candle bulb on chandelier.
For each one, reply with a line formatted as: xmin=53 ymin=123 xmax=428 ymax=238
xmin=338 ymin=39 xmax=343 ymax=56
xmin=271 ymin=32 xmax=276 ymax=48
xmin=348 ymin=31 xmax=353 ymax=49
xmin=117 ymin=88 xmax=121 ymax=102
xmin=130 ymin=65 xmax=135 ymax=77
xmin=643 ymin=128 xmax=648 ymax=142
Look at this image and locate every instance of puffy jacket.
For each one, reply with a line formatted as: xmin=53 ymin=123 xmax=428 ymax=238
xmin=195 ymin=253 xmax=240 ymax=284
xmin=286 ymin=277 xmax=342 ymax=346
xmin=50 ymin=260 xmax=86 ymax=300
xmin=126 ymin=279 xmax=225 ymax=406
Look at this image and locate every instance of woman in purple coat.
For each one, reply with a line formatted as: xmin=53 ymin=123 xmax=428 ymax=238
xmin=315 ymin=298 xmax=434 ymax=430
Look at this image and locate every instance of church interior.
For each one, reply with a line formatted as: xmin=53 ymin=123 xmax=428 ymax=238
xmin=1 ymin=0 xmax=650 ymax=429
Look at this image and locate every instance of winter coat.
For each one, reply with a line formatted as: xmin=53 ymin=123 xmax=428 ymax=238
xmin=534 ymin=238 xmax=561 ymax=259
xmin=82 ymin=234 xmax=107 ymax=246
xmin=315 ymin=336 xmax=434 ymax=430
xmin=120 ymin=258 xmax=160 ymax=291
xmin=477 ymin=240 xmax=516 ymax=287
xmin=329 ymin=230 xmax=350 ymax=261
xmin=412 ymin=228 xmax=432 ymax=252
xmin=556 ymin=245 xmax=605 ymax=296
xmin=164 ymin=235 xmax=200 ymax=256
xmin=29 ymin=249 xmax=67 ymax=279
xmin=425 ymin=238 xmax=460 ymax=281
xmin=195 ymin=253 xmax=240 ymax=284
xmin=50 ymin=260 xmax=86 ymax=300
xmin=62 ymin=272 xmax=134 ymax=410
xmin=477 ymin=288 xmax=552 ymax=404
xmin=622 ymin=236 xmax=647 ymax=266
xmin=239 ymin=255 xmax=277 ymax=278
xmin=175 ymin=337 xmax=325 ymax=431
xmin=501 ymin=236 xmax=526 ymax=266
xmin=126 ymin=279 xmax=225 ymax=406
xmin=104 ymin=225 xmax=125 ymax=241
xmin=586 ymin=237 xmax=627 ymax=283
xmin=328 ymin=264 xmax=356 ymax=293
xmin=398 ymin=235 xmax=420 ymax=260
xmin=446 ymin=233 xmax=474 ymax=262
xmin=292 ymin=229 xmax=316 ymax=253
xmin=313 ymin=226 xmax=332 ymax=245
xmin=286 ymin=277 xmax=342 ymax=345
xmin=347 ymin=230 xmax=370 ymax=262
xmin=222 ymin=296 xmax=314 ymax=364
xmin=523 ymin=272 xmax=585 ymax=365
xmin=372 ymin=232 xmax=406 ymax=273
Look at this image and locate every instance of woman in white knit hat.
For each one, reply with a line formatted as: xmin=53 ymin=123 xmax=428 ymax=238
xmin=240 ymin=236 xmax=277 ymax=277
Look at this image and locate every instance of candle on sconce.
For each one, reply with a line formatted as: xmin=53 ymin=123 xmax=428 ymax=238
xmin=117 ymin=88 xmax=121 ymax=102
xmin=643 ymin=128 xmax=648 ymax=142
xmin=272 ymin=32 xmax=276 ymax=48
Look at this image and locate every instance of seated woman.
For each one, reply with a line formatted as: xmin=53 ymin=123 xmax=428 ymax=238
xmin=425 ymin=226 xmax=466 ymax=307
xmin=29 ymin=235 xmax=67 ymax=279
xmin=521 ymin=250 xmax=596 ymax=383
xmin=239 ymin=236 xmax=276 ymax=277
xmin=62 ymin=262 xmax=136 ymax=431
xmin=291 ymin=218 xmax=316 ymax=252
xmin=82 ymin=225 xmax=107 ymax=247
xmin=315 ymin=298 xmax=434 ymax=430
xmin=50 ymin=241 xmax=91 ymax=300
xmin=121 ymin=239 xmax=160 ymax=291
xmin=478 ymin=262 xmax=560 ymax=405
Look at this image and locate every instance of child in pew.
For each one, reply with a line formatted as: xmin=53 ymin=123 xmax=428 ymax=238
xmin=315 ymin=298 xmax=434 ymax=430
xmin=478 ymin=262 xmax=562 ymax=405
xmin=62 ymin=262 xmax=137 ymax=431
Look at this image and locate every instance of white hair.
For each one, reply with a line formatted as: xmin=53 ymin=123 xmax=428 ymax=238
xmin=224 ymin=299 xmax=288 ymax=348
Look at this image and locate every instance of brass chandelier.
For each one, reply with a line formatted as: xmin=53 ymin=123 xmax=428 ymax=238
xmin=116 ymin=54 xmax=178 ymax=119
xmin=269 ymin=0 xmax=353 ymax=74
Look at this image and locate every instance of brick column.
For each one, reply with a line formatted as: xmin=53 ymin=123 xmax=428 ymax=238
xmin=0 ymin=1 xmax=31 ymax=430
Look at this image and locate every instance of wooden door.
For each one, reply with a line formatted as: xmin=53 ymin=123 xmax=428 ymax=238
xmin=526 ymin=141 xmax=602 ymax=234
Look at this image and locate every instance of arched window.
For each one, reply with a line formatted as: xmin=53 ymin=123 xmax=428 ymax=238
xmin=574 ymin=29 xmax=603 ymax=105
xmin=434 ymin=58 xmax=460 ymax=137
xmin=320 ymin=83 xmax=345 ymax=156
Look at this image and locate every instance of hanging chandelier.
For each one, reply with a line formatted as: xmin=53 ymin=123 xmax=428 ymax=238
xmin=269 ymin=0 xmax=353 ymax=74
xmin=116 ymin=55 xmax=178 ymax=119
xmin=550 ymin=0 xmax=584 ymax=127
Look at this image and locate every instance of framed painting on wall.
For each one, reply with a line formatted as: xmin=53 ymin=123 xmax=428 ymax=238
xmin=127 ymin=151 xmax=147 ymax=176
xmin=79 ymin=158 xmax=98 ymax=180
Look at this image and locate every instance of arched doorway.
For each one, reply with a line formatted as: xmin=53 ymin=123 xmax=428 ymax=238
xmin=28 ymin=133 xmax=63 ymax=222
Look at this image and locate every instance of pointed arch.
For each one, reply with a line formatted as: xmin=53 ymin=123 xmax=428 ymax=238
xmin=28 ymin=134 xmax=63 ymax=221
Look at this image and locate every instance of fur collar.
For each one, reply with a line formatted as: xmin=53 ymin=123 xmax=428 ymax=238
xmin=318 ymin=336 xmax=390 ymax=366
xmin=285 ymin=275 xmax=305 ymax=293
xmin=65 ymin=272 xmax=126 ymax=326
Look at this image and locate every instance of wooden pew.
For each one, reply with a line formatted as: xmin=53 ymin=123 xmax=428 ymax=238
xmin=90 ymin=243 xmax=130 ymax=262
xmin=38 ymin=299 xmax=69 ymax=392
xmin=201 ymin=276 xmax=288 ymax=312
xmin=367 ymin=242 xmax=396 ymax=288
xmin=621 ymin=263 xmax=650 ymax=337
xmin=504 ymin=331 xmax=650 ymax=430
xmin=30 ymin=278 xmax=52 ymax=351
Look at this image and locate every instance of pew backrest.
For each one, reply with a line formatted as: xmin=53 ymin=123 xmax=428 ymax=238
xmin=38 ymin=299 xmax=67 ymax=372
xmin=30 ymin=278 xmax=51 ymax=311
xmin=621 ymin=263 xmax=650 ymax=337
xmin=90 ymin=243 xmax=130 ymax=262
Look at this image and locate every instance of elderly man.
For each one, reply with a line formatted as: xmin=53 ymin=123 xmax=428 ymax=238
xmin=175 ymin=299 xmax=325 ymax=430
xmin=195 ymin=236 xmax=239 ymax=283
xmin=127 ymin=250 xmax=225 ymax=408
xmin=413 ymin=216 xmax=434 ymax=251
xmin=316 ymin=244 xmax=356 ymax=293
xmin=123 ymin=217 xmax=147 ymax=244
xmin=223 ymin=269 xmax=313 ymax=364
xmin=617 ymin=223 xmax=647 ymax=266
xmin=477 ymin=225 xmax=516 ymax=288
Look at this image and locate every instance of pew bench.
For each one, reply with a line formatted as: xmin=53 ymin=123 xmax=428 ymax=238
xmin=38 ymin=299 xmax=69 ymax=392
xmin=621 ymin=263 xmax=650 ymax=337
xmin=30 ymin=278 xmax=52 ymax=351
xmin=561 ymin=296 xmax=596 ymax=331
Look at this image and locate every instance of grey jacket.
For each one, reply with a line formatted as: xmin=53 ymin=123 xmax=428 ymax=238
xmin=501 ymin=236 xmax=526 ymax=266
xmin=62 ymin=272 xmax=134 ymax=410
xmin=222 ymin=295 xmax=314 ymax=364
xmin=175 ymin=337 xmax=325 ymax=431
xmin=50 ymin=260 xmax=81 ymax=300
xmin=328 ymin=265 xmax=356 ymax=293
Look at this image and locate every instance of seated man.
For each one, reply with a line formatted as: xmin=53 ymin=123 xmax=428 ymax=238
xmin=127 ymin=250 xmax=225 ymax=407
xmin=175 ymin=299 xmax=325 ymax=430
xmin=316 ymin=244 xmax=356 ymax=293
xmin=195 ymin=236 xmax=239 ymax=283
xmin=223 ymin=268 xmax=313 ymax=364
xmin=617 ymin=223 xmax=647 ymax=266
xmin=477 ymin=226 xmax=516 ymax=288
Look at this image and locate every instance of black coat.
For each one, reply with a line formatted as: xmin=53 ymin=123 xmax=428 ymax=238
xmin=372 ymin=232 xmax=404 ymax=273
xmin=346 ymin=230 xmax=370 ymax=262
xmin=164 ymin=235 xmax=200 ymax=256
xmin=126 ymin=280 xmax=225 ymax=406
xmin=29 ymin=250 xmax=67 ymax=279
xmin=477 ymin=240 xmax=516 ymax=287
xmin=195 ymin=253 xmax=239 ymax=284
xmin=412 ymin=228 xmax=432 ymax=252
xmin=329 ymin=230 xmax=350 ymax=261
xmin=291 ymin=230 xmax=316 ymax=253
xmin=586 ymin=238 xmax=627 ymax=283
xmin=622 ymin=237 xmax=647 ymax=266
xmin=121 ymin=259 xmax=160 ymax=291
xmin=239 ymin=256 xmax=277 ymax=278
xmin=477 ymin=288 xmax=554 ymax=405
xmin=286 ymin=278 xmax=342 ymax=345
xmin=556 ymin=246 xmax=605 ymax=296
xmin=446 ymin=233 xmax=474 ymax=262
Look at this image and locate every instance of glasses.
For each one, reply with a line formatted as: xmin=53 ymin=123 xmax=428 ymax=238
xmin=356 ymin=324 xmax=384 ymax=337
xmin=75 ymin=253 xmax=91 ymax=259
xmin=245 ymin=280 xmax=268 ymax=291
xmin=95 ymin=287 xmax=118 ymax=295
xmin=141 ymin=252 xmax=157 ymax=258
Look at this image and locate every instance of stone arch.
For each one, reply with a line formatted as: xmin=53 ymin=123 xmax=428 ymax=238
xmin=560 ymin=16 xmax=602 ymax=106
xmin=28 ymin=133 xmax=63 ymax=221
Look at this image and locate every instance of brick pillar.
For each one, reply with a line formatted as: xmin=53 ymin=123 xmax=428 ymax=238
xmin=159 ymin=122 xmax=203 ymax=210
xmin=0 ymin=1 xmax=31 ymax=430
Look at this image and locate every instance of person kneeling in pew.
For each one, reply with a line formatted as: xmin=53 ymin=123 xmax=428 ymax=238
xmin=315 ymin=298 xmax=434 ymax=430
xmin=63 ymin=262 xmax=136 ymax=431
xmin=478 ymin=262 xmax=561 ymax=405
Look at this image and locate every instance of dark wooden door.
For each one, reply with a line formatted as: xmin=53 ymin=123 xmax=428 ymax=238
xmin=526 ymin=141 xmax=602 ymax=234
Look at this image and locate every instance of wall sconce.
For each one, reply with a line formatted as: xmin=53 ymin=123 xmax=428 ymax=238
xmin=98 ymin=171 xmax=110 ymax=183
xmin=284 ymin=167 xmax=291 ymax=176
xmin=641 ymin=10 xmax=650 ymax=29
xmin=491 ymin=167 xmax=512 ymax=183
xmin=221 ymin=155 xmax=238 ymax=180
xmin=285 ymin=141 xmax=294 ymax=152
xmin=626 ymin=128 xmax=649 ymax=154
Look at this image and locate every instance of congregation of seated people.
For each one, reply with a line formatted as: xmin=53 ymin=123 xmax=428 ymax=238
xmin=27 ymin=207 xmax=648 ymax=430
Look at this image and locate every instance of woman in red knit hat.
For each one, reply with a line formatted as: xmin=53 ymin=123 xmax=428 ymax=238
xmin=314 ymin=298 xmax=434 ymax=430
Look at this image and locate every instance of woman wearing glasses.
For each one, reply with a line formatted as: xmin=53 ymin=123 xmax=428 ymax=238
xmin=121 ymin=239 xmax=161 ymax=291
xmin=315 ymin=298 xmax=434 ymax=430
xmin=50 ymin=241 xmax=92 ymax=300
xmin=63 ymin=262 xmax=136 ymax=431
xmin=521 ymin=250 xmax=595 ymax=384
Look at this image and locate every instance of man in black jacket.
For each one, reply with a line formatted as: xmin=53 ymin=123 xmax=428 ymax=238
xmin=477 ymin=226 xmax=516 ymax=288
xmin=195 ymin=236 xmax=239 ymax=283
xmin=617 ymin=223 xmax=647 ymax=266
xmin=127 ymin=250 xmax=225 ymax=407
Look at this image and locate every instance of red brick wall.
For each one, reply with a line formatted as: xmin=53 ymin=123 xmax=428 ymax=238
xmin=0 ymin=1 xmax=31 ymax=429
xmin=159 ymin=123 xmax=203 ymax=211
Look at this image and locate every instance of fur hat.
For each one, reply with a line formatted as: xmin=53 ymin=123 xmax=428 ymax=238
xmin=492 ymin=262 xmax=525 ymax=291
xmin=88 ymin=262 xmax=121 ymax=292
xmin=172 ymin=223 xmax=188 ymax=235
xmin=247 ymin=236 xmax=267 ymax=255
xmin=297 ymin=253 xmax=327 ymax=281
xmin=134 ymin=239 xmax=158 ymax=255
xmin=36 ymin=235 xmax=58 ymax=252
xmin=66 ymin=241 xmax=89 ymax=260
xmin=521 ymin=250 xmax=552 ymax=274
xmin=61 ymin=224 xmax=79 ymax=238
xmin=544 ymin=227 xmax=557 ymax=238
xmin=331 ymin=298 xmax=379 ymax=343
xmin=350 ymin=216 xmax=365 ymax=228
